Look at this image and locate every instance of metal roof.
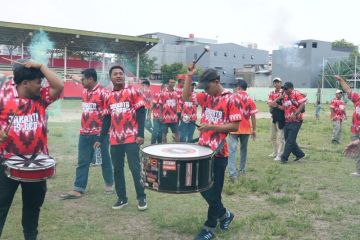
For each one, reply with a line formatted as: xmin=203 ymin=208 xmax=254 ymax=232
xmin=0 ymin=21 xmax=158 ymax=56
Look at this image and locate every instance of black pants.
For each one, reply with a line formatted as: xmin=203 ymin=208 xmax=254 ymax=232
xmin=110 ymin=143 xmax=146 ymax=202
xmin=0 ymin=165 xmax=46 ymax=240
xmin=281 ymin=121 xmax=305 ymax=161
xmin=200 ymin=156 xmax=228 ymax=228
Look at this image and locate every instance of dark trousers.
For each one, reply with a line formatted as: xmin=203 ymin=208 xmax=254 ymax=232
xmin=110 ymin=143 xmax=146 ymax=202
xmin=0 ymin=165 xmax=46 ymax=240
xmin=200 ymin=157 xmax=228 ymax=228
xmin=281 ymin=121 xmax=305 ymax=161
xmin=179 ymin=120 xmax=196 ymax=143
xmin=151 ymin=119 xmax=163 ymax=144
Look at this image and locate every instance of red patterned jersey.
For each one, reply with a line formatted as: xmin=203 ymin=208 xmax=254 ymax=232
xmin=348 ymin=91 xmax=360 ymax=134
xmin=139 ymin=86 xmax=152 ymax=109
xmin=151 ymin=92 xmax=162 ymax=119
xmin=282 ymin=90 xmax=307 ymax=123
xmin=197 ymin=90 xmax=242 ymax=157
xmin=104 ymin=86 xmax=144 ymax=145
xmin=268 ymin=89 xmax=283 ymax=103
xmin=231 ymin=91 xmax=258 ymax=134
xmin=80 ymin=84 xmax=108 ymax=135
xmin=330 ymin=98 xmax=346 ymax=122
xmin=180 ymin=92 xmax=198 ymax=122
xmin=159 ymin=89 xmax=179 ymax=123
xmin=0 ymin=85 xmax=58 ymax=155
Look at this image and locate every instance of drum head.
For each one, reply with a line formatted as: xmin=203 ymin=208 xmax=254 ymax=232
xmin=5 ymin=154 xmax=55 ymax=170
xmin=142 ymin=144 xmax=213 ymax=160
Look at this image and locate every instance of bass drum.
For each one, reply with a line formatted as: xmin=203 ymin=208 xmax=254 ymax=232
xmin=141 ymin=143 xmax=214 ymax=193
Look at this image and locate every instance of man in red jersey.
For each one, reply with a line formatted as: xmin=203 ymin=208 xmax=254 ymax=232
xmin=159 ymin=79 xmax=180 ymax=143
xmin=95 ymin=65 xmax=147 ymax=211
xmin=279 ymin=82 xmax=306 ymax=163
xmin=60 ymin=68 xmax=113 ymax=200
xmin=330 ymin=90 xmax=346 ymax=144
xmin=228 ymin=79 xmax=257 ymax=179
xmin=179 ymin=82 xmax=198 ymax=142
xmin=335 ymin=75 xmax=360 ymax=177
xmin=0 ymin=60 xmax=63 ymax=240
xmin=183 ymin=66 xmax=241 ymax=240
xmin=139 ymin=79 xmax=153 ymax=133
xmin=148 ymin=83 xmax=167 ymax=144
xmin=267 ymin=77 xmax=285 ymax=161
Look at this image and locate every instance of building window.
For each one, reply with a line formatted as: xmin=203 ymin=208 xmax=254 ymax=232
xmin=242 ymin=54 xmax=245 ymax=59
xmin=251 ymin=55 xmax=254 ymax=59
xmin=312 ymin=42 xmax=318 ymax=48
xmin=224 ymin=52 xmax=227 ymax=57
xmin=214 ymin=51 xmax=218 ymax=56
xmin=233 ymin=54 xmax=236 ymax=58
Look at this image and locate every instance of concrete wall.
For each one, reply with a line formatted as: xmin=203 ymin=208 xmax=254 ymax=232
xmin=272 ymin=40 xmax=351 ymax=88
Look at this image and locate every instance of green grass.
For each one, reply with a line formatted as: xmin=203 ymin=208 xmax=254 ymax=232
xmin=2 ymin=99 xmax=360 ymax=239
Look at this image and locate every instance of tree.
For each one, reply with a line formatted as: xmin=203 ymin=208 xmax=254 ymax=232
xmin=160 ymin=63 xmax=187 ymax=83
xmin=139 ymin=54 xmax=157 ymax=78
xmin=332 ymin=39 xmax=359 ymax=58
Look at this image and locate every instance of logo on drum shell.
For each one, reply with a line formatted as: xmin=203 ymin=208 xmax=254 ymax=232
xmin=162 ymin=160 xmax=176 ymax=171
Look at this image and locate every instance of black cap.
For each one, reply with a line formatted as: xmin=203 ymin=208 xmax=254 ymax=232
xmin=197 ymin=69 xmax=220 ymax=89
xmin=282 ymin=82 xmax=293 ymax=90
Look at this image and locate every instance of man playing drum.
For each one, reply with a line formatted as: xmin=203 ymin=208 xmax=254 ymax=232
xmin=183 ymin=66 xmax=241 ymax=240
xmin=0 ymin=60 xmax=63 ymax=240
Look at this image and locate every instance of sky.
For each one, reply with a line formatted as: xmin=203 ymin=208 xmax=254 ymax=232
xmin=0 ymin=0 xmax=359 ymax=51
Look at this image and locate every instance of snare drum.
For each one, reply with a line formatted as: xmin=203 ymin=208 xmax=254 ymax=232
xmin=141 ymin=143 xmax=214 ymax=193
xmin=3 ymin=154 xmax=56 ymax=182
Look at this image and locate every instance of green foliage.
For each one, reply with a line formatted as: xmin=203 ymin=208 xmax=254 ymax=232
xmin=160 ymin=63 xmax=187 ymax=83
xmin=139 ymin=54 xmax=157 ymax=78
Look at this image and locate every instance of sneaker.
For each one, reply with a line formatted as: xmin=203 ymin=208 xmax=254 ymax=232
xmin=280 ymin=159 xmax=288 ymax=164
xmin=112 ymin=199 xmax=128 ymax=210
xmin=238 ymin=169 xmax=245 ymax=175
xmin=294 ymin=154 xmax=306 ymax=161
xmin=138 ymin=198 xmax=147 ymax=211
xmin=268 ymin=152 xmax=276 ymax=158
xmin=219 ymin=210 xmax=234 ymax=230
xmin=194 ymin=228 xmax=215 ymax=240
xmin=351 ymin=172 xmax=360 ymax=177
xmin=274 ymin=155 xmax=281 ymax=161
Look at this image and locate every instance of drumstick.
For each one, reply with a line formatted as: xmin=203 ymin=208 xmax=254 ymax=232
xmin=1 ymin=57 xmax=25 ymax=65
xmin=190 ymin=121 xmax=200 ymax=128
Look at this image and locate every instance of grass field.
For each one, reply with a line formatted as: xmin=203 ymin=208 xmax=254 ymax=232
xmin=2 ymin=100 xmax=360 ymax=240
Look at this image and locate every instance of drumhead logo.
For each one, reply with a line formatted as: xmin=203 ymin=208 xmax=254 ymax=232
xmin=10 ymin=113 xmax=40 ymax=133
xmin=161 ymin=147 xmax=196 ymax=154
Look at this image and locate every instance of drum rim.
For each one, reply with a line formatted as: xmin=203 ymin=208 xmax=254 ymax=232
xmin=141 ymin=143 xmax=213 ymax=160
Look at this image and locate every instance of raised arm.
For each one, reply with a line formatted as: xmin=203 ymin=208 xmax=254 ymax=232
xmin=335 ymin=75 xmax=351 ymax=94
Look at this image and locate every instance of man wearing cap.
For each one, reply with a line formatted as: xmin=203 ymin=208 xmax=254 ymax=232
xmin=278 ymin=82 xmax=306 ymax=163
xmin=330 ymin=90 xmax=346 ymax=144
xmin=267 ymin=77 xmax=285 ymax=161
xmin=334 ymin=75 xmax=360 ymax=176
xmin=183 ymin=66 xmax=241 ymax=240
xmin=0 ymin=60 xmax=63 ymax=240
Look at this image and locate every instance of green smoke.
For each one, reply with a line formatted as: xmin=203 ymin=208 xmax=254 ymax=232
xmin=29 ymin=30 xmax=54 ymax=66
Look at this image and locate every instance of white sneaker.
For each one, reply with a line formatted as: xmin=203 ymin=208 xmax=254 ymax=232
xmin=268 ymin=152 xmax=276 ymax=158
xmin=351 ymin=172 xmax=360 ymax=177
xmin=274 ymin=155 xmax=281 ymax=161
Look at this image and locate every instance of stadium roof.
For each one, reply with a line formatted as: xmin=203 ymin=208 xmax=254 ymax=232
xmin=0 ymin=21 xmax=158 ymax=55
